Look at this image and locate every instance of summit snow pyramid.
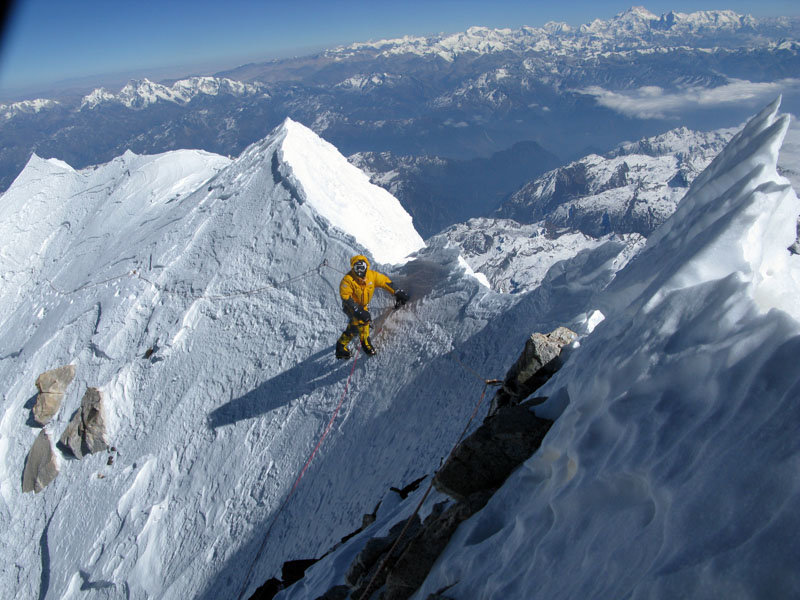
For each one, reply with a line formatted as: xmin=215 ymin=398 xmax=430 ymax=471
xmin=266 ymin=118 xmax=423 ymax=264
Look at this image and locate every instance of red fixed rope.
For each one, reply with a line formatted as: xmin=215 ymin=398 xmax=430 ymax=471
xmin=238 ymin=350 xmax=360 ymax=600
xmin=292 ymin=353 xmax=358 ymax=492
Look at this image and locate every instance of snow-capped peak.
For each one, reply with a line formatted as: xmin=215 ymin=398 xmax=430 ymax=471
xmin=0 ymin=114 xmax=470 ymax=600
xmin=331 ymin=7 xmax=770 ymax=61
xmin=1 ymin=98 xmax=60 ymax=119
xmin=79 ymin=76 xmax=266 ymax=110
xmin=268 ymin=118 xmax=424 ymax=264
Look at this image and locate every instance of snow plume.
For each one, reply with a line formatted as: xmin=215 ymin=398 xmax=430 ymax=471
xmin=579 ymin=78 xmax=800 ymax=119
xmin=415 ymin=99 xmax=800 ymax=599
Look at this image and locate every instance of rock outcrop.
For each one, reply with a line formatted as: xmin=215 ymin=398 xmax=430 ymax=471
xmin=433 ymin=403 xmax=553 ymax=502
xmin=60 ymin=387 xmax=108 ymax=458
xmin=32 ymin=365 xmax=76 ymax=425
xmin=382 ymin=492 xmax=492 ymax=600
xmin=313 ymin=401 xmax=553 ymax=600
xmin=22 ymin=429 xmax=59 ymax=493
xmin=487 ymin=326 xmax=576 ymax=417
xmin=346 ymin=516 xmax=422 ymax=599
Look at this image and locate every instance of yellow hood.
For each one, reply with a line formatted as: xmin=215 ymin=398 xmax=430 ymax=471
xmin=350 ymin=255 xmax=370 ymax=270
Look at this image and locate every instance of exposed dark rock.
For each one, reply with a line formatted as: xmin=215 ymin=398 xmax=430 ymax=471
xmin=390 ymin=475 xmax=427 ymax=500
xmin=22 ymin=429 xmax=59 ymax=493
xmin=32 ymin=365 xmax=76 ymax=425
xmin=248 ymin=577 xmax=281 ymax=599
xmin=382 ymin=492 xmax=491 ymax=600
xmin=282 ymin=558 xmax=318 ymax=587
xmin=348 ymin=515 xmax=422 ymax=599
xmin=340 ymin=499 xmax=383 ymax=547
xmin=59 ymin=387 xmax=108 ymax=459
xmin=434 ymin=403 xmax=552 ymax=502
xmin=253 ymin=322 xmax=573 ymax=600
xmin=425 ymin=584 xmax=457 ymax=600
xmin=487 ymin=326 xmax=576 ymax=418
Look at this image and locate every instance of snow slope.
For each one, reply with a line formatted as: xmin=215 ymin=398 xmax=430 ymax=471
xmin=0 ymin=119 xmax=436 ymax=599
xmin=411 ymin=99 xmax=800 ymax=598
xmin=2 ymin=98 xmax=798 ymax=600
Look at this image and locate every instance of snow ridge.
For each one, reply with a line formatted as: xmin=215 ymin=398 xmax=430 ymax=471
xmin=413 ymin=98 xmax=800 ymax=600
xmin=0 ymin=117 xmax=440 ymax=600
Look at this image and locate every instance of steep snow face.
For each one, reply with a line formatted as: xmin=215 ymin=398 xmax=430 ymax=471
xmin=276 ymin=118 xmax=424 ymax=264
xmin=778 ymin=114 xmax=800 ymax=194
xmin=414 ymin=100 xmax=800 ymax=599
xmin=0 ymin=118 xmax=477 ymax=600
xmin=0 ymin=149 xmax=232 ymax=308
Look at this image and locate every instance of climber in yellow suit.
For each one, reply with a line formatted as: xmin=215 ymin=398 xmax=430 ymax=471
xmin=336 ymin=254 xmax=409 ymax=359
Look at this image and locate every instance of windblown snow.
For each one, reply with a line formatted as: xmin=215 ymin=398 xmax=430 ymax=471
xmin=0 ymin=99 xmax=798 ymax=600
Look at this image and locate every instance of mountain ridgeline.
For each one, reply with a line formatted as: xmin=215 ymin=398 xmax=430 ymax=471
xmin=1 ymin=6 xmax=799 ymax=229
xmin=1 ymin=7 xmax=800 ymax=600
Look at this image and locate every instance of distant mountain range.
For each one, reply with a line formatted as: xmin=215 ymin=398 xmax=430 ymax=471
xmin=1 ymin=7 xmax=798 ymax=233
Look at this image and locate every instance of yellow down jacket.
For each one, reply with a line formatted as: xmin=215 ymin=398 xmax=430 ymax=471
xmin=339 ymin=254 xmax=395 ymax=309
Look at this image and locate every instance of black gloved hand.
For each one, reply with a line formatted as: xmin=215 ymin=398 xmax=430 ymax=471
xmin=394 ymin=289 xmax=409 ymax=308
xmin=354 ymin=306 xmax=372 ymax=323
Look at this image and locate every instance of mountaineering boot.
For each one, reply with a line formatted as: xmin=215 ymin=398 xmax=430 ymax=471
xmin=361 ymin=337 xmax=377 ymax=356
xmin=335 ymin=340 xmax=352 ymax=360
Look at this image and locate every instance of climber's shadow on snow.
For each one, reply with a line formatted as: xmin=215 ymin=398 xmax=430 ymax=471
xmin=207 ymin=346 xmax=350 ymax=429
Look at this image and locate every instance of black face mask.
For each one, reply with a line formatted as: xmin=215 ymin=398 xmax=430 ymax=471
xmin=353 ymin=261 xmax=367 ymax=278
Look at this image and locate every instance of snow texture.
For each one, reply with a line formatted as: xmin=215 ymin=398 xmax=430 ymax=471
xmin=411 ymin=98 xmax=800 ymax=599
xmin=1 ymin=98 xmax=799 ymax=600
xmin=0 ymin=117 xmax=519 ymax=600
xmin=431 ymin=218 xmax=644 ymax=294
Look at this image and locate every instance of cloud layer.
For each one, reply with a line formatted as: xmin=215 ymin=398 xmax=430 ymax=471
xmin=578 ymin=79 xmax=800 ymax=119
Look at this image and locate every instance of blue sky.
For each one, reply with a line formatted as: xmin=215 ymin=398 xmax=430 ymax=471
xmin=1 ymin=0 xmax=798 ymax=94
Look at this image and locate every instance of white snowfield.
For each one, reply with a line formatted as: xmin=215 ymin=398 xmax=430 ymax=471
xmin=0 ymin=116 xmax=505 ymax=600
xmin=0 ymin=98 xmax=798 ymax=600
